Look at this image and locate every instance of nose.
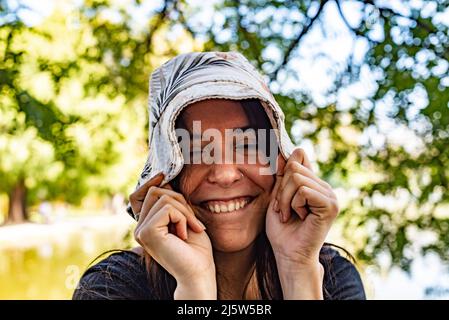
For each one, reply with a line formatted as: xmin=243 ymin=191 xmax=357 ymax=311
xmin=207 ymin=164 xmax=243 ymax=188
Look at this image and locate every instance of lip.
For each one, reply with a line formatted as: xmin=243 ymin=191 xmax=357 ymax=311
xmin=198 ymin=195 xmax=256 ymax=214
xmin=200 ymin=195 xmax=255 ymax=204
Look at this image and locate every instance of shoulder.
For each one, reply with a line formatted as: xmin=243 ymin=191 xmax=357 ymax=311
xmin=320 ymin=246 xmax=366 ymax=300
xmin=72 ymin=250 xmax=153 ymax=300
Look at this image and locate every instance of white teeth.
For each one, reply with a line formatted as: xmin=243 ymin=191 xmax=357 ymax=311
xmin=205 ymin=198 xmax=251 ymax=213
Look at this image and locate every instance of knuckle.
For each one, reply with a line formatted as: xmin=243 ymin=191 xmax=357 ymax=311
xmin=297 ymin=185 xmax=307 ymax=195
xmin=292 ymin=173 xmax=303 ymax=185
xmin=128 ymin=193 xmax=138 ymax=204
xmin=285 ymin=161 xmax=293 ymax=171
xmin=148 ymin=186 xmax=158 ymax=196
xmin=292 ymin=147 xmax=304 ymax=158
xmin=174 ymin=193 xmax=187 ymax=204
xmin=159 ymin=194 xmax=170 ymax=203
xmin=160 ymin=203 xmax=172 ymax=212
xmin=134 ymin=229 xmax=144 ymax=243
xmin=330 ymin=200 xmax=339 ymax=216
xmin=184 ymin=211 xmax=194 ymax=220
xmin=325 ymin=199 xmax=338 ymax=216
xmin=293 ymin=202 xmax=304 ymax=212
xmin=285 ymin=160 xmax=300 ymax=172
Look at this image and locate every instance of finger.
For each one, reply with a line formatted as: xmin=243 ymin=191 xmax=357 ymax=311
xmin=276 ymin=153 xmax=287 ymax=177
xmin=140 ymin=186 xmax=193 ymax=223
xmin=266 ymin=192 xmax=283 ymax=225
xmin=269 ymin=174 xmax=283 ymax=221
xmin=277 ymin=173 xmax=331 ymax=222
xmin=279 ymin=167 xmax=331 ymax=200
xmin=291 ymin=187 xmax=309 ymax=220
xmin=149 ymin=204 xmax=188 ymax=240
xmin=271 ymin=171 xmax=282 ymax=202
xmin=271 ymin=154 xmax=285 ymax=216
xmin=293 ymin=186 xmax=338 ymax=220
xmin=139 ymin=191 xmax=205 ymax=233
xmin=135 ymin=186 xmax=163 ymax=229
xmin=134 ymin=204 xmax=187 ymax=249
xmin=162 ymin=183 xmax=173 ymax=190
xmin=162 ymin=182 xmax=208 ymax=220
xmin=281 ymin=160 xmax=331 ymax=192
xmin=129 ymin=173 xmax=164 ymax=214
xmin=289 ymin=148 xmax=312 ymax=171
xmin=159 ymin=194 xmax=205 ymax=232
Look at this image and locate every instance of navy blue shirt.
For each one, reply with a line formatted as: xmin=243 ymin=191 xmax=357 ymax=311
xmin=73 ymin=247 xmax=366 ymax=300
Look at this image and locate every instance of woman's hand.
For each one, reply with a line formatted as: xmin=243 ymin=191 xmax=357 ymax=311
xmin=129 ymin=173 xmax=217 ymax=299
xmin=266 ymin=149 xmax=339 ymax=299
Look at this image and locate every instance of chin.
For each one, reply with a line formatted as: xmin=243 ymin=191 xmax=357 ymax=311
xmin=208 ymin=229 xmax=258 ymax=252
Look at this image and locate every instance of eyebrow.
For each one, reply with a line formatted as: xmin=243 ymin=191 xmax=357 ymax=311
xmin=190 ymin=126 xmax=254 ymax=140
xmin=231 ymin=125 xmax=253 ymax=132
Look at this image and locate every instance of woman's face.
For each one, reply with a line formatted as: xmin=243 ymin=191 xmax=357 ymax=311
xmin=176 ymin=99 xmax=275 ymax=252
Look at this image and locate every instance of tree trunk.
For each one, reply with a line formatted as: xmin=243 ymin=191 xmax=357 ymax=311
xmin=6 ymin=179 xmax=28 ymax=224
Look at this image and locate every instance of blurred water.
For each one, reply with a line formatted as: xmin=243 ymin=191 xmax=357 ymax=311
xmin=0 ymin=214 xmax=134 ymax=299
xmin=1 ymin=214 xmax=448 ymax=299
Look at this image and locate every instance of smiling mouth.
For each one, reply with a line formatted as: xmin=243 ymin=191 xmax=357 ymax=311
xmin=200 ymin=196 xmax=255 ymax=213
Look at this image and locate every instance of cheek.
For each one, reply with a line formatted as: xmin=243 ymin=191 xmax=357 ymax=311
xmin=178 ymin=165 xmax=204 ymax=201
xmin=244 ymin=165 xmax=275 ymax=193
xmin=260 ymin=175 xmax=275 ymax=192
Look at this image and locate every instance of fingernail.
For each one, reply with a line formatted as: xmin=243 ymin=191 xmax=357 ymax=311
xmin=279 ymin=209 xmax=284 ymax=223
xmin=278 ymin=210 xmax=283 ymax=223
xmin=274 ymin=199 xmax=279 ymax=212
xmin=198 ymin=220 xmax=206 ymax=230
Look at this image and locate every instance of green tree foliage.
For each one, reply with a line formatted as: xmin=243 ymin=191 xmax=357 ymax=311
xmin=1 ymin=0 xmax=448 ymax=270
xmin=0 ymin=1 xmax=149 ymax=222
xmin=182 ymin=0 xmax=448 ymax=270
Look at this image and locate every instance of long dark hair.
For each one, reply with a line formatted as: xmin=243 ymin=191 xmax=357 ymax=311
xmin=142 ymin=99 xmax=351 ymax=299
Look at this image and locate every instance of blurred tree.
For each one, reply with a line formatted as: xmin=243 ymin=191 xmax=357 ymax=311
xmin=0 ymin=0 xmax=167 ymax=223
xmin=181 ymin=0 xmax=448 ymax=270
xmin=1 ymin=0 xmax=448 ymax=270
xmin=0 ymin=0 xmax=201 ymax=223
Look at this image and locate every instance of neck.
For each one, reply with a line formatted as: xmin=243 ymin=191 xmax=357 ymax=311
xmin=213 ymin=242 xmax=258 ymax=300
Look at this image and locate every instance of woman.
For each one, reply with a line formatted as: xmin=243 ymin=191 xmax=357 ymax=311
xmin=73 ymin=52 xmax=365 ymax=300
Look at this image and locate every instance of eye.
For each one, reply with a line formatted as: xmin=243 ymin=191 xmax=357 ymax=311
xmin=189 ymin=148 xmax=203 ymax=156
xmin=235 ymin=143 xmax=258 ymax=151
xmin=190 ymin=148 xmax=202 ymax=154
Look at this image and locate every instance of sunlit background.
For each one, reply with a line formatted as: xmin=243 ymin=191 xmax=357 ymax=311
xmin=1 ymin=0 xmax=448 ymax=299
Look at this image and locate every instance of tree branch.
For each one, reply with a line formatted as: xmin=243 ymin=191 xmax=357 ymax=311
xmin=269 ymin=0 xmax=328 ymax=81
xmin=174 ymin=0 xmax=196 ymax=39
xmin=145 ymin=0 xmax=174 ymax=53
xmin=363 ymin=0 xmax=449 ymax=61
xmin=335 ymin=0 xmax=363 ymax=37
xmin=235 ymin=0 xmax=263 ymax=68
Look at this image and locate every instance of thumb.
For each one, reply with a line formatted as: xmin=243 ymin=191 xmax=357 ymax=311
xmin=266 ymin=179 xmax=283 ymax=228
xmin=270 ymin=172 xmax=282 ymax=202
xmin=276 ymin=153 xmax=286 ymax=177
